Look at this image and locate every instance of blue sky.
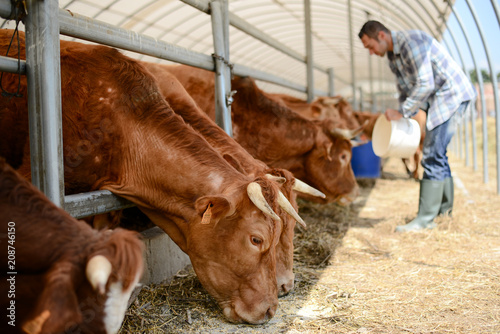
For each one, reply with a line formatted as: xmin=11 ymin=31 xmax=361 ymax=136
xmin=444 ymin=0 xmax=500 ymax=74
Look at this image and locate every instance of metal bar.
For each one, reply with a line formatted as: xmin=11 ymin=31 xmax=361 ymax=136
xmin=25 ymin=0 xmax=64 ymax=207
xmin=327 ymin=68 xmax=335 ymax=96
xmin=464 ymin=0 xmax=500 ymax=194
xmin=180 ymin=0 xmax=346 ymax=84
xmin=221 ymin=0 xmax=232 ymax=136
xmin=491 ymin=0 xmax=500 ymax=29
xmin=2 ymin=0 xmax=337 ymax=95
xmin=304 ymin=0 xmax=314 ymax=103
xmin=57 ymin=8 xmax=214 ymax=71
xmin=458 ymin=116 xmax=463 ymax=160
xmin=64 ymin=190 xmax=134 ymax=219
xmin=211 ymin=0 xmax=232 ymax=136
xmin=359 ymin=87 xmax=364 ymax=111
xmin=0 ymin=55 xmax=26 ymax=74
xmin=180 ymin=0 xmax=210 ymax=13
xmin=232 ymin=63 xmax=305 ymax=93
xmin=424 ymin=1 xmax=477 ymax=170
xmin=450 ymin=4 xmax=488 ymax=179
xmin=443 ymin=29 xmax=470 ymax=166
xmin=57 ymin=6 xmax=332 ymax=98
xmin=347 ymin=0 xmax=356 ymax=109
xmin=363 ymin=10 xmax=375 ymax=113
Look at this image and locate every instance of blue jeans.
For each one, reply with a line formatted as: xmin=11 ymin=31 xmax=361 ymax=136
xmin=421 ymin=101 xmax=469 ymax=181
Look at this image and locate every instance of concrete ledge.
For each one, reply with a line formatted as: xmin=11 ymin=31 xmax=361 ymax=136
xmin=140 ymin=226 xmax=191 ymax=285
xmin=129 ymin=226 xmax=191 ymax=305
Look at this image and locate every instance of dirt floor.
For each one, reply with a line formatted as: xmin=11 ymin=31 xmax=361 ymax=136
xmin=119 ymin=154 xmax=500 ymax=334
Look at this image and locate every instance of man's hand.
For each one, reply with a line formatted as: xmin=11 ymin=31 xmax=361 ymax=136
xmin=385 ymin=108 xmax=403 ymax=121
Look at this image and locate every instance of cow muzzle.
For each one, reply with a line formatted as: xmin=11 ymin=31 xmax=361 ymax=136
xmin=277 ymin=274 xmax=295 ymax=297
xmin=223 ymin=298 xmax=278 ymax=324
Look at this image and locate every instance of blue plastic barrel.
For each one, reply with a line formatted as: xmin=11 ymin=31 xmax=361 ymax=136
xmin=351 ymin=141 xmax=381 ymax=178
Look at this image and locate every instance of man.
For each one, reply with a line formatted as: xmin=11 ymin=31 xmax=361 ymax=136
xmin=358 ymin=20 xmax=476 ymax=232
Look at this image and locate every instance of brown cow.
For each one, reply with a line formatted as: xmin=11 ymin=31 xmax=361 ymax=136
xmin=0 ymin=158 xmax=144 ymax=334
xmin=158 ymin=64 xmax=361 ymax=205
xmin=272 ymin=94 xmax=362 ymax=130
xmin=0 ymin=30 xmax=282 ymax=324
xmin=353 ymin=111 xmax=381 ymax=140
xmin=141 ymin=61 xmax=321 ymax=297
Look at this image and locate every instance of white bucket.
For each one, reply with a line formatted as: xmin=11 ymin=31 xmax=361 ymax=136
xmin=372 ymin=116 xmax=421 ymax=158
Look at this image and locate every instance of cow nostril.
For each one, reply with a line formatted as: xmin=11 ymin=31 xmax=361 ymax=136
xmin=266 ymin=306 xmax=276 ymax=320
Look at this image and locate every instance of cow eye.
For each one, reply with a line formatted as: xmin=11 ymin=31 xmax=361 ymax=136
xmin=251 ymin=236 xmax=263 ymax=246
xmin=341 ymin=152 xmax=350 ymax=162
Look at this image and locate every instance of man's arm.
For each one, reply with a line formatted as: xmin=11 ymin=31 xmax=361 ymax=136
xmin=399 ymin=38 xmax=435 ymax=118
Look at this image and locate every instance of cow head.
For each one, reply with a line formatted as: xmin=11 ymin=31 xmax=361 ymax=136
xmin=264 ymin=169 xmax=300 ymax=297
xmin=300 ymin=119 xmax=360 ymax=205
xmin=187 ymin=177 xmax=281 ymax=324
xmin=21 ymin=228 xmax=144 ymax=334
xmin=311 ymin=96 xmax=342 ymax=121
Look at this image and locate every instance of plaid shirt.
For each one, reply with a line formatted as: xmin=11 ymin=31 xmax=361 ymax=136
xmin=388 ymin=30 xmax=476 ymax=130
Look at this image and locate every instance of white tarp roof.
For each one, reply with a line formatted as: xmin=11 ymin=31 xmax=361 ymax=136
xmin=1 ymin=0 xmax=455 ymax=103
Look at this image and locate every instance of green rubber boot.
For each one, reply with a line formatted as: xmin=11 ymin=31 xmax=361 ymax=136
xmin=395 ymin=179 xmax=445 ymax=232
xmin=438 ymin=177 xmax=454 ymax=216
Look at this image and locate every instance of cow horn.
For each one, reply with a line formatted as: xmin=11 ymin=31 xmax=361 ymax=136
xmin=330 ymin=120 xmax=368 ymax=139
xmin=22 ymin=310 xmax=50 ymax=334
xmin=247 ymin=182 xmax=281 ymax=221
xmin=351 ymin=139 xmax=369 ymax=147
xmin=292 ymin=179 xmax=326 ymax=198
xmin=265 ymin=174 xmax=287 ymax=184
xmin=86 ymin=255 xmax=112 ymax=294
xmin=321 ymin=97 xmax=341 ymax=105
xmin=277 ymin=191 xmax=307 ymax=229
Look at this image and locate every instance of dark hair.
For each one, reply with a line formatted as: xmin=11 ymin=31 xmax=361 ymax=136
xmin=358 ymin=20 xmax=390 ymax=40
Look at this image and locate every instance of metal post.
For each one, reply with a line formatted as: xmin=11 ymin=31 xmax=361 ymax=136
xmin=347 ymin=0 xmax=356 ymax=109
xmin=210 ymin=0 xmax=232 ymax=136
xmin=458 ymin=119 xmax=463 ymax=160
xmin=490 ymin=0 xmax=500 ymax=29
xmin=441 ymin=29 xmax=473 ymax=168
xmin=359 ymin=87 xmax=364 ymax=111
xmin=463 ymin=107 xmax=469 ymax=166
xmin=365 ymin=11 xmax=375 ymax=113
xmin=327 ymin=67 xmax=335 ymax=96
xmin=221 ymin=0 xmax=232 ymax=135
xmin=449 ymin=5 xmax=486 ymax=177
xmin=304 ymin=0 xmax=314 ymax=103
xmin=25 ymin=0 xmax=64 ymax=207
xmin=464 ymin=0 xmax=500 ymax=194
xmin=372 ymin=94 xmax=377 ymax=113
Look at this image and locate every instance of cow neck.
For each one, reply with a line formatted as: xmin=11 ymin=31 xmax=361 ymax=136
xmin=100 ymin=102 xmax=247 ymax=231
xmin=167 ymin=96 xmax=266 ymax=177
xmin=230 ymin=77 xmax=318 ymax=167
xmin=0 ymin=160 xmax=97 ymax=271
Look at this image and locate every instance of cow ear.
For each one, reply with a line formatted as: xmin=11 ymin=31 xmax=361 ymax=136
xmin=310 ymin=104 xmax=322 ymax=118
xmin=321 ymin=141 xmax=333 ymax=161
xmin=195 ymin=196 xmax=233 ymax=225
xmin=22 ymin=265 xmax=82 ymax=334
xmin=222 ymin=153 xmax=245 ymax=174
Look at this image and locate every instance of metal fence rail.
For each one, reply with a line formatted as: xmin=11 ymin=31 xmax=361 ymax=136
xmin=0 ymin=0 xmax=331 ymax=218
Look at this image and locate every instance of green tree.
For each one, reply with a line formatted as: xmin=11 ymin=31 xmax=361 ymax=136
xmin=469 ymin=69 xmax=492 ymax=83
